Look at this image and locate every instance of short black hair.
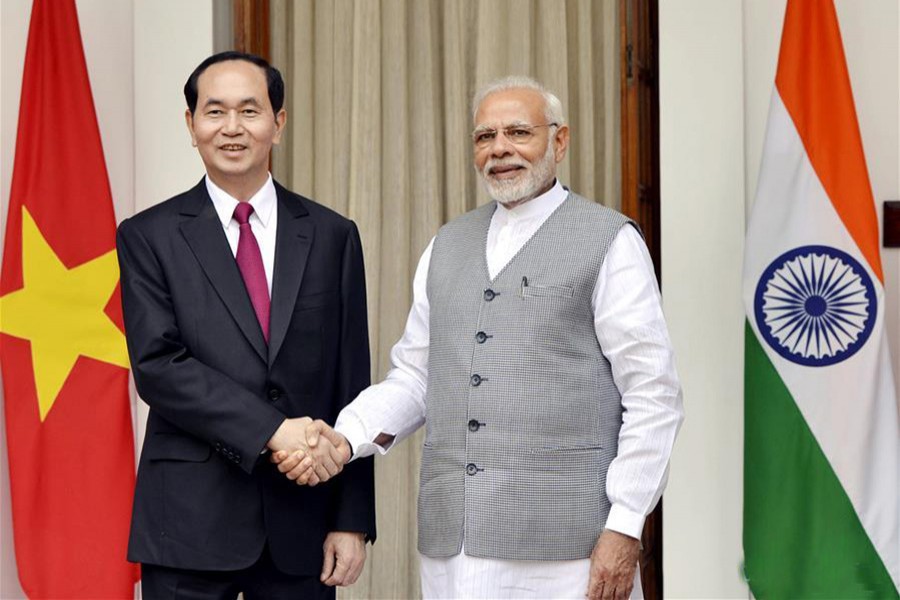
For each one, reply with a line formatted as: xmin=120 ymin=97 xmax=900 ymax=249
xmin=183 ymin=51 xmax=285 ymax=116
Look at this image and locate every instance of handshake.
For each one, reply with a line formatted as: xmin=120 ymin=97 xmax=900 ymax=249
xmin=266 ymin=417 xmax=351 ymax=486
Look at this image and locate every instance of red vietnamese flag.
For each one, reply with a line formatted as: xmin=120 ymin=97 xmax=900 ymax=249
xmin=1 ymin=0 xmax=138 ymax=597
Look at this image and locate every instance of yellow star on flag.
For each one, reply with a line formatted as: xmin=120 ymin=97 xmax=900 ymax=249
xmin=0 ymin=206 xmax=129 ymax=421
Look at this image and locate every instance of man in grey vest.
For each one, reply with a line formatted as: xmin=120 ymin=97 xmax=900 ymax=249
xmin=275 ymin=76 xmax=683 ymax=599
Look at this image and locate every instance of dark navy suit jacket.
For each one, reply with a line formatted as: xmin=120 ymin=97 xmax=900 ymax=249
xmin=117 ymin=179 xmax=375 ymax=575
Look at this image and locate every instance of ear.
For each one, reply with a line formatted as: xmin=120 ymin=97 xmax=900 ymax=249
xmin=184 ymin=109 xmax=198 ymax=147
xmin=272 ymin=108 xmax=287 ymax=145
xmin=552 ymin=124 xmax=570 ymax=163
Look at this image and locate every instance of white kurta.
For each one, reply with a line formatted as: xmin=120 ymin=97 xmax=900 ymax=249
xmin=336 ymin=181 xmax=683 ymax=598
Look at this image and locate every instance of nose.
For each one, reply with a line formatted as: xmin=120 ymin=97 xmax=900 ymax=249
xmin=222 ymin=111 xmax=243 ymax=135
xmin=487 ymin=130 xmax=515 ymax=158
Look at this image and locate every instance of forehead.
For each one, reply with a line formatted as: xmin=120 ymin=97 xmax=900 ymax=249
xmin=196 ymin=60 xmax=268 ymax=100
xmin=474 ymin=88 xmax=546 ymax=126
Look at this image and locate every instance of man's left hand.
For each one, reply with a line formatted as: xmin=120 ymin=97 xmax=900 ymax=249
xmin=586 ymin=529 xmax=641 ymax=600
xmin=321 ymin=531 xmax=366 ymax=587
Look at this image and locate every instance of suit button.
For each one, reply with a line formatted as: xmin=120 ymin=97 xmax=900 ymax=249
xmin=468 ymin=419 xmax=481 ymax=432
xmin=235 ymin=454 xmax=242 ymax=463
xmin=483 ymin=289 xmax=496 ymax=301
xmin=268 ymin=388 xmax=281 ymax=401
xmin=466 ymin=463 xmax=479 ymax=476
xmin=470 ymin=374 xmax=482 ymax=387
xmin=475 ymin=331 xmax=488 ymax=343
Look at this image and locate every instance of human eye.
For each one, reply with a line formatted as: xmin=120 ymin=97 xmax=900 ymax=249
xmin=506 ymin=127 xmax=533 ymax=142
xmin=206 ymin=108 xmax=224 ymax=116
xmin=474 ymin=130 xmax=497 ymax=145
xmin=242 ymin=108 xmax=260 ymax=117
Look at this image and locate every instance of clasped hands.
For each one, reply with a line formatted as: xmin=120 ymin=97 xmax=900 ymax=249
xmin=267 ymin=419 xmax=365 ymax=587
xmin=266 ymin=417 xmax=350 ymax=486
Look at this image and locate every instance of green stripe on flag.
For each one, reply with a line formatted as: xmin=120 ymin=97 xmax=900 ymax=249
xmin=744 ymin=322 xmax=897 ymax=599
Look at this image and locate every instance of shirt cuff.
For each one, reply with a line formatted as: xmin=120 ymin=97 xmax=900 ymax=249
xmin=604 ymin=503 xmax=646 ymax=540
xmin=334 ymin=415 xmax=392 ymax=462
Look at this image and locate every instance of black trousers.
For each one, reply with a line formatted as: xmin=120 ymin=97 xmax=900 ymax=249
xmin=140 ymin=546 xmax=335 ymax=600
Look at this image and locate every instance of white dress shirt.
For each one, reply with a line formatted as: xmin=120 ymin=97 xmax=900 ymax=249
xmin=205 ymin=174 xmax=278 ymax=295
xmin=336 ymin=181 xmax=683 ymax=598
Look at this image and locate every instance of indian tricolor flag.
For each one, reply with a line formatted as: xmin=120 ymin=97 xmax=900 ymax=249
xmin=742 ymin=0 xmax=899 ymax=597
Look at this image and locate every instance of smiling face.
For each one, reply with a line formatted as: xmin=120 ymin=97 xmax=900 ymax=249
xmin=185 ymin=59 xmax=286 ymax=201
xmin=473 ymin=88 xmax=569 ymax=207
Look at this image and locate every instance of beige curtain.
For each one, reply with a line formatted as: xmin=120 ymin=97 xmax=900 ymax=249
xmin=270 ymin=1 xmax=619 ymax=597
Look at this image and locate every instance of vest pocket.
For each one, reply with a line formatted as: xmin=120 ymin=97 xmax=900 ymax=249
xmin=529 ymin=444 xmax=603 ymax=454
xmin=520 ymin=282 xmax=575 ymax=299
xmin=461 ymin=446 xmax=605 ymax=559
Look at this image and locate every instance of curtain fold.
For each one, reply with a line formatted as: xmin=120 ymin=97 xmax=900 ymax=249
xmin=271 ymin=2 xmax=618 ymax=596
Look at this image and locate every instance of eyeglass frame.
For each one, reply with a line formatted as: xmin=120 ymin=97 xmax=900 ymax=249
xmin=471 ymin=122 xmax=560 ymax=149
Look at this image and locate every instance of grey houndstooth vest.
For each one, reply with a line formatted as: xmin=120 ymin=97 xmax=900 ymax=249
xmin=418 ymin=192 xmax=632 ymax=561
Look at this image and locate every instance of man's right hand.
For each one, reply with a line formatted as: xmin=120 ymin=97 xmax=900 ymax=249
xmin=267 ymin=416 xmax=315 ymax=455
xmin=270 ymin=419 xmax=351 ymax=486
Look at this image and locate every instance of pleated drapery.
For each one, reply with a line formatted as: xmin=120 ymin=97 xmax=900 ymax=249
xmin=270 ymin=2 xmax=619 ymax=596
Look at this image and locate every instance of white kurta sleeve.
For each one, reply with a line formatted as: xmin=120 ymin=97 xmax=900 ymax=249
xmin=335 ymin=239 xmax=435 ymax=458
xmin=594 ymin=225 xmax=684 ymax=539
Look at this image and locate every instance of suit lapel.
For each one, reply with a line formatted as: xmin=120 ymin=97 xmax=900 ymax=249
xmin=178 ymin=181 xmax=268 ymax=363
xmin=268 ymin=184 xmax=313 ymax=367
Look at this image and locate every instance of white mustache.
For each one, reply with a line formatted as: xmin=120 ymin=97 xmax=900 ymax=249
xmin=483 ymin=159 xmax=529 ymax=177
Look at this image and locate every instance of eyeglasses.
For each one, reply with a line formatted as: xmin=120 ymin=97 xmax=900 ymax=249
xmin=472 ymin=123 xmax=558 ymax=148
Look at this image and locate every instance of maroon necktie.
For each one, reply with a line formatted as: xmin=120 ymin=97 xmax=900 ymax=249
xmin=233 ymin=203 xmax=270 ymax=343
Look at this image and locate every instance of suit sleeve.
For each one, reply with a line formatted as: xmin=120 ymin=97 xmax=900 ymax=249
xmin=117 ymin=218 xmax=285 ymax=474
xmin=329 ymin=222 xmax=377 ymax=541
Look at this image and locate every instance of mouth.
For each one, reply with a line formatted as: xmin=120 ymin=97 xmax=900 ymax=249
xmin=219 ymin=144 xmax=247 ymax=153
xmin=487 ymin=163 xmax=527 ymax=179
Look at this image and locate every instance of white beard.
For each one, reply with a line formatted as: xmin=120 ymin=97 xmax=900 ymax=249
xmin=478 ymin=141 xmax=557 ymax=206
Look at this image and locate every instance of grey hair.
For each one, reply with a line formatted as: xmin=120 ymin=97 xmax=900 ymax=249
xmin=471 ymin=76 xmax=566 ymax=125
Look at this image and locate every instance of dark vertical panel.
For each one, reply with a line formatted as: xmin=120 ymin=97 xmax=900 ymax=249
xmin=233 ymin=0 xmax=271 ymax=62
xmin=621 ymin=0 xmax=663 ymax=598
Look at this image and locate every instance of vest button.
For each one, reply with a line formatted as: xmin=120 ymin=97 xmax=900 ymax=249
xmin=267 ymin=388 xmax=281 ymax=401
xmin=466 ymin=463 xmax=478 ymax=476
xmin=470 ymin=374 xmax=482 ymax=386
xmin=475 ymin=331 xmax=488 ymax=343
xmin=468 ymin=419 xmax=480 ymax=432
xmin=483 ymin=289 xmax=496 ymax=301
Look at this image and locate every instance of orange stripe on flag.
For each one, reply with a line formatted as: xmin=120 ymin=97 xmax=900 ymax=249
xmin=774 ymin=0 xmax=883 ymax=283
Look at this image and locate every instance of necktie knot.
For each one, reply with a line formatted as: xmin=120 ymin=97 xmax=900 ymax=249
xmin=233 ymin=202 xmax=254 ymax=226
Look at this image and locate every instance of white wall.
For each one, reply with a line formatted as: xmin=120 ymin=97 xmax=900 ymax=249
xmin=661 ymin=1 xmax=899 ymax=598
xmin=134 ymin=0 xmax=212 ymax=212
xmin=659 ymin=2 xmax=747 ymax=597
xmin=0 ymin=2 xmax=211 ymax=595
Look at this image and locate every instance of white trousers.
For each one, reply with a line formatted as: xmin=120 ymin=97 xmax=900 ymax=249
xmin=420 ymin=546 xmax=643 ymax=600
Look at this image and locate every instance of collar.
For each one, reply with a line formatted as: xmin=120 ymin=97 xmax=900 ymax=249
xmin=206 ymin=174 xmax=277 ymax=229
xmin=493 ymin=179 xmax=568 ymax=225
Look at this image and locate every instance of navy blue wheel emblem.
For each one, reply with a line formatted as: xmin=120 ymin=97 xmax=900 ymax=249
xmin=754 ymin=245 xmax=876 ymax=367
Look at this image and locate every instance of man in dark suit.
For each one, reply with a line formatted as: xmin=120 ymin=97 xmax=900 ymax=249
xmin=116 ymin=51 xmax=375 ymax=599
